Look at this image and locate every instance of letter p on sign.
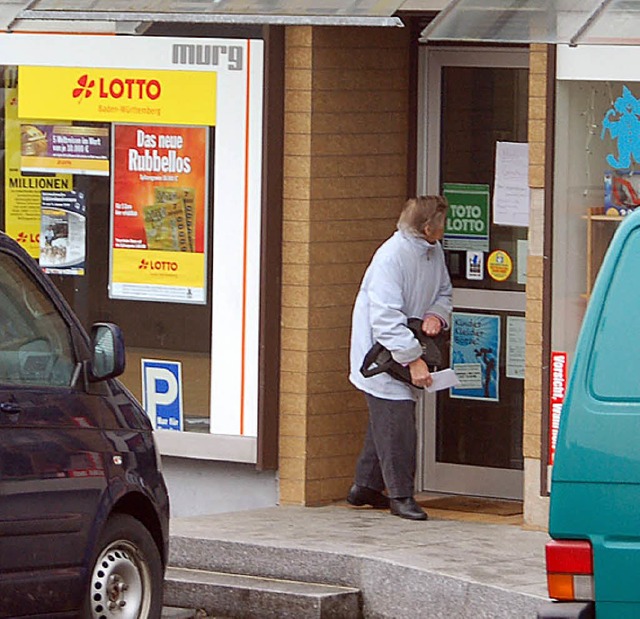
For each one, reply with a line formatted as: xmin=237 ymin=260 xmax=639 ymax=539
xmin=142 ymin=359 xmax=183 ymax=431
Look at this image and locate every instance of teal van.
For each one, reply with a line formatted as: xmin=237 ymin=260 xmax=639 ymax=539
xmin=539 ymin=208 xmax=640 ymax=619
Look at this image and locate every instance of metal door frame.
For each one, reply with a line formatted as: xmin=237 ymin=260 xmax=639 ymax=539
xmin=415 ymin=46 xmax=529 ymax=499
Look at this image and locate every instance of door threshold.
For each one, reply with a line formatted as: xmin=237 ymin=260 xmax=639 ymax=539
xmin=416 ymin=492 xmax=523 ymax=525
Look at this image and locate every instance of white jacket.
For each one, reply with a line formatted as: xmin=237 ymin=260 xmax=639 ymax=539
xmin=349 ymin=230 xmax=452 ymax=401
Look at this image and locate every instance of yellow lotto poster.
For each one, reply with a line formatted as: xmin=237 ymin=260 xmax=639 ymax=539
xmin=112 ymin=249 xmax=205 ymax=287
xmin=19 ymin=67 xmax=217 ymax=127
xmin=4 ymin=88 xmax=72 ymax=258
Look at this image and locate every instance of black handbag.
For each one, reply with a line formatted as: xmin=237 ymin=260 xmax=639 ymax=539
xmin=360 ymin=318 xmax=446 ymax=386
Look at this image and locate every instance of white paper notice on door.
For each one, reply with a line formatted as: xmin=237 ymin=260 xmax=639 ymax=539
xmin=506 ymin=315 xmax=525 ymax=379
xmin=493 ymin=141 xmax=530 ymax=227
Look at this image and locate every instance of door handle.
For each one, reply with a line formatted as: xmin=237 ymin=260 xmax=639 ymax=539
xmin=0 ymin=401 xmax=21 ymax=414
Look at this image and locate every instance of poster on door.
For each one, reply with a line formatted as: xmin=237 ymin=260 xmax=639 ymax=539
xmin=506 ymin=315 xmax=525 ymax=379
xmin=450 ymin=312 xmax=500 ymax=402
xmin=110 ymin=123 xmax=209 ymax=304
xmin=493 ymin=141 xmax=530 ymax=227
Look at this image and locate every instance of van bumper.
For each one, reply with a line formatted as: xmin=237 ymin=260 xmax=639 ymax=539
xmin=537 ymin=602 xmax=595 ymax=619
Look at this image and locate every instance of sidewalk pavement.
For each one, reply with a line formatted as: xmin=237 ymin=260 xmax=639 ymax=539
xmin=168 ymin=498 xmax=552 ymax=618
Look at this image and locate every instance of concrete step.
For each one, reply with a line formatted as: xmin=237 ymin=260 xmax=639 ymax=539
xmin=163 ymin=566 xmax=362 ymax=619
xmin=168 ymin=509 xmax=550 ymax=618
xmin=169 ymin=536 xmax=358 ymax=587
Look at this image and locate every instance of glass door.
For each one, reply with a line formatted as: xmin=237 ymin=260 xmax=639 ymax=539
xmin=416 ymin=48 xmax=529 ymax=499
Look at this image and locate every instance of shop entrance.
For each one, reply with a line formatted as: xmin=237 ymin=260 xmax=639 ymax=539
xmin=416 ymin=48 xmax=529 ymax=499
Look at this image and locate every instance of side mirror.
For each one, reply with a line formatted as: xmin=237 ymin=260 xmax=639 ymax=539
xmin=90 ymin=322 xmax=125 ymax=381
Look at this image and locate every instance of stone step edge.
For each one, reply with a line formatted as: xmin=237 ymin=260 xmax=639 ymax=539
xmin=167 ymin=537 xmax=359 ymax=586
xmin=165 ymin=566 xmax=361 ymax=598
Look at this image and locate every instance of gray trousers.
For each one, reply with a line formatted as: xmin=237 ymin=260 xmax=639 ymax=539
xmin=354 ymin=393 xmax=417 ymax=499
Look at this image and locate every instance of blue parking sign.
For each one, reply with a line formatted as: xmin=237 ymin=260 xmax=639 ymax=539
xmin=142 ymin=359 xmax=183 ymax=431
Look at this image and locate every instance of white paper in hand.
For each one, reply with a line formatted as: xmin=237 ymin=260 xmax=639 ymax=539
xmin=426 ymin=368 xmax=461 ymax=393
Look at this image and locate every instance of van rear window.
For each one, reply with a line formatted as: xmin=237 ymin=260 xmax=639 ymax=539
xmin=589 ymin=229 xmax=640 ymax=400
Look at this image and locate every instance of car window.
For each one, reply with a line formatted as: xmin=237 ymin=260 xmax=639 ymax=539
xmin=589 ymin=227 xmax=640 ymax=401
xmin=0 ymin=251 xmax=76 ymax=386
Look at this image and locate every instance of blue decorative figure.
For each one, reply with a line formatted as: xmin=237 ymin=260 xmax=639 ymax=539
xmin=601 ymin=86 xmax=640 ymax=169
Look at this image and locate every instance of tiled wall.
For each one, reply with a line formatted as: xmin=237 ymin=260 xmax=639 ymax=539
xmin=279 ymin=25 xmax=411 ymax=505
xmin=524 ymin=44 xmax=547 ymax=462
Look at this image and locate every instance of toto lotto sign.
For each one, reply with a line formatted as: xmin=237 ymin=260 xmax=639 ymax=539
xmin=443 ymin=182 xmax=490 ymax=252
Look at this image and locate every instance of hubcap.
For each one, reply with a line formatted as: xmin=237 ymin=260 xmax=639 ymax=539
xmin=89 ymin=540 xmax=151 ymax=619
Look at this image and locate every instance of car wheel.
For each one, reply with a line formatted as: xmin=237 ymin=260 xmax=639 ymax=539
xmin=85 ymin=513 xmax=163 ymax=619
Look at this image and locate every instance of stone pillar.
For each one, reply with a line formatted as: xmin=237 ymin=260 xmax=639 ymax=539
xmin=524 ymin=43 xmax=551 ymax=528
xmin=278 ymin=25 xmax=411 ymax=505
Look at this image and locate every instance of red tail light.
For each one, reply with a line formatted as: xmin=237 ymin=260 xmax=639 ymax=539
xmin=545 ymin=539 xmax=594 ymax=601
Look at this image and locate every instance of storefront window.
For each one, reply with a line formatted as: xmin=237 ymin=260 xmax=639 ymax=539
xmin=552 ymin=77 xmax=638 ymax=361
xmin=1 ymin=66 xmax=212 ymax=432
xmin=0 ymin=32 xmax=266 ymax=452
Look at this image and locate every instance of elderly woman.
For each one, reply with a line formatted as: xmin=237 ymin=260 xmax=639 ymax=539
xmin=347 ymin=195 xmax=452 ymax=521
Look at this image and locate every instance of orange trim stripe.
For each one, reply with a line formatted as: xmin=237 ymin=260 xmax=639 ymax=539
xmin=239 ymin=40 xmax=251 ymax=436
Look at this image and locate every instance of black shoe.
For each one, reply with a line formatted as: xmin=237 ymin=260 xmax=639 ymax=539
xmin=347 ymin=484 xmax=390 ymax=509
xmin=390 ymin=497 xmax=428 ymax=521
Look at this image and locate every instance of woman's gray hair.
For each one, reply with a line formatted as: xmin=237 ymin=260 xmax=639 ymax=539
xmin=397 ymin=195 xmax=449 ymax=238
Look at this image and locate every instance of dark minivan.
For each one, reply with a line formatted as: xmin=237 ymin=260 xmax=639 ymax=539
xmin=0 ymin=231 xmax=169 ymax=618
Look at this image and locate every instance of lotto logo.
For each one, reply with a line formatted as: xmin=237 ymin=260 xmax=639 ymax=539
xmin=72 ymin=74 xmax=162 ymax=102
xmin=138 ymin=259 xmax=178 ymax=271
xmin=15 ymin=232 xmax=39 ymax=244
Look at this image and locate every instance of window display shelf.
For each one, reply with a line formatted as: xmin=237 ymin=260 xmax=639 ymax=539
xmin=583 ymin=207 xmax=624 ymax=298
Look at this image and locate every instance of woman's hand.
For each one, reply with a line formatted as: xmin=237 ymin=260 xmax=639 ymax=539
xmin=422 ymin=315 xmax=442 ymax=337
xmin=408 ymin=357 xmax=432 ymax=388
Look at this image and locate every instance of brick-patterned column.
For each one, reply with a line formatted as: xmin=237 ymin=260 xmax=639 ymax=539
xmin=279 ymin=26 xmax=410 ymax=506
xmin=279 ymin=26 xmax=314 ymax=505
xmin=524 ymin=44 xmax=550 ymax=528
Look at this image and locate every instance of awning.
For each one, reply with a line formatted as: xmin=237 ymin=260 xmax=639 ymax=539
xmin=12 ymin=0 xmax=406 ymax=29
xmin=421 ymin=0 xmax=640 ymax=46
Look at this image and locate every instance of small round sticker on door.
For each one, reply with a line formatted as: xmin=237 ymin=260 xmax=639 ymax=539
xmin=487 ymin=249 xmax=513 ymax=282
